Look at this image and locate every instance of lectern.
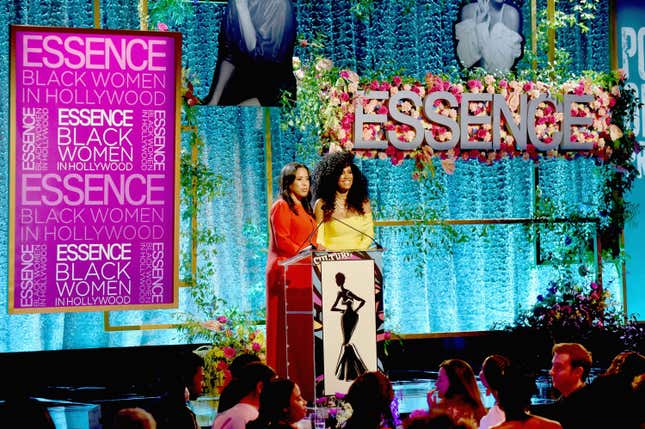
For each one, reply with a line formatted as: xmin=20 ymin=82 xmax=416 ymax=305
xmin=280 ymin=249 xmax=385 ymax=403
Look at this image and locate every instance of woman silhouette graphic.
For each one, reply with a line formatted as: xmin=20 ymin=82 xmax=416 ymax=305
xmin=330 ymin=272 xmax=367 ymax=381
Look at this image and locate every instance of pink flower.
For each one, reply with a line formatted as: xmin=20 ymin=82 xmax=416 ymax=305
xmin=467 ymin=79 xmax=483 ymax=91
xmin=157 ymin=22 xmax=169 ymax=31
xmin=217 ymin=316 xmax=228 ymax=323
xmin=392 ymin=76 xmax=402 ymax=86
xmin=252 ymin=342 xmax=262 ymax=352
xmin=223 ymin=346 xmax=236 ymax=359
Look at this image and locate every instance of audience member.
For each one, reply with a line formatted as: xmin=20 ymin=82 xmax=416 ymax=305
xmin=426 ymin=359 xmax=485 ymax=427
xmin=495 ymin=363 xmax=562 ymax=429
xmin=404 ymin=409 xmax=476 ymax=429
xmin=113 ymin=407 xmax=157 ymax=429
xmin=154 ymin=378 xmax=200 ymax=429
xmin=154 ymin=350 xmax=206 ymax=429
xmin=535 ymin=342 xmax=593 ymax=429
xmin=582 ymin=350 xmax=645 ymax=428
xmin=218 ymin=353 xmax=262 ymax=413
xmin=478 ymin=354 xmax=510 ymax=429
xmin=185 ymin=350 xmax=207 ymax=401
xmin=212 ymin=362 xmax=277 ymax=429
xmin=245 ymin=378 xmax=308 ymax=429
xmin=342 ymin=371 xmax=395 ymax=429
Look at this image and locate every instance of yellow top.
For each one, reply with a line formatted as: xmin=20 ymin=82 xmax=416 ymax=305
xmin=318 ymin=212 xmax=375 ymax=251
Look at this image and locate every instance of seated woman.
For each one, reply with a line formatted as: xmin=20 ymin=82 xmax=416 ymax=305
xmin=312 ymin=151 xmax=375 ymax=251
xmin=342 ymin=371 xmax=395 ymax=429
xmin=479 ymin=354 xmax=511 ymax=429
xmin=246 ymin=378 xmax=308 ymax=429
xmin=426 ymin=359 xmax=486 ymax=427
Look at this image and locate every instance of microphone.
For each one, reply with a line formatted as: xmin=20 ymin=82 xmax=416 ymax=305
xmin=331 ymin=215 xmax=383 ymax=250
xmin=296 ymin=219 xmax=324 ymax=253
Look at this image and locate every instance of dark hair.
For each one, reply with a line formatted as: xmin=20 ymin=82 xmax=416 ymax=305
xmin=439 ymin=359 xmax=485 ymax=420
xmin=496 ymin=363 xmax=537 ymax=422
xmin=229 ymin=353 xmax=262 ymax=379
xmin=236 ymin=362 xmax=277 ymax=397
xmin=481 ymin=354 xmax=510 ymax=392
xmin=279 ymin=162 xmax=313 ymax=215
xmin=344 ymin=371 xmax=394 ymax=429
xmin=216 ymin=354 xmax=264 ymax=413
xmin=247 ymin=378 xmax=296 ymax=429
xmin=552 ymin=343 xmax=593 ymax=380
xmin=183 ymin=350 xmax=205 ymax=381
xmin=604 ymin=351 xmax=645 ymax=379
xmin=312 ymin=151 xmax=369 ymax=221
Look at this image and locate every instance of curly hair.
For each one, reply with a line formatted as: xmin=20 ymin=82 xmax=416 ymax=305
xmin=312 ymin=151 xmax=369 ymax=221
xmin=279 ymin=162 xmax=313 ymax=216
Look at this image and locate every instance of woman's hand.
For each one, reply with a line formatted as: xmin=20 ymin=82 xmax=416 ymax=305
xmin=476 ymin=0 xmax=489 ymax=23
xmin=426 ymin=388 xmax=439 ymax=409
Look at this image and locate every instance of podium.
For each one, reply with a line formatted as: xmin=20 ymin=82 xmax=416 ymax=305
xmin=280 ymin=249 xmax=385 ymax=403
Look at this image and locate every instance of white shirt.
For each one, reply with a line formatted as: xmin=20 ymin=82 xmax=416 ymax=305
xmin=479 ymin=404 xmax=505 ymax=429
xmin=211 ymin=403 xmax=258 ymax=429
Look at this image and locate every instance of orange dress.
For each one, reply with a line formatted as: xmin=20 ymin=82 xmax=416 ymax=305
xmin=266 ymin=199 xmax=318 ymax=377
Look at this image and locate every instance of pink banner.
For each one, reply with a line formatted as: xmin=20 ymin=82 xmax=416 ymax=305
xmin=9 ymin=26 xmax=181 ymax=312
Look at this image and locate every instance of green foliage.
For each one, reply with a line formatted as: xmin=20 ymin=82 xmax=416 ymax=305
xmin=280 ymin=33 xmax=334 ymax=158
xmin=148 ymin=0 xmax=195 ymax=28
xmin=518 ymin=0 xmax=597 ymax=84
xmin=176 ymin=65 xmax=266 ymax=396
xmin=177 ymin=297 xmax=266 ymax=394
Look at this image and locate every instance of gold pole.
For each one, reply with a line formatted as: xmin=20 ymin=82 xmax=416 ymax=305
xmin=190 ymin=140 xmax=198 ymax=285
xmin=609 ymin=0 xmax=618 ymax=70
xmin=139 ymin=0 xmax=149 ymax=31
xmin=547 ymin=0 xmax=555 ymax=64
xmin=93 ymin=0 xmax=100 ymax=29
xmin=531 ymin=0 xmax=537 ymax=69
xmin=265 ymin=108 xmax=273 ymax=225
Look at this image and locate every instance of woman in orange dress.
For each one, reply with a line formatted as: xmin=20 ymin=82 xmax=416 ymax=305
xmin=266 ymin=162 xmax=318 ymax=377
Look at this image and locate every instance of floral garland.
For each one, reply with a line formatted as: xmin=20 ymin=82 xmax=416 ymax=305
xmin=317 ymin=69 xmax=629 ymax=177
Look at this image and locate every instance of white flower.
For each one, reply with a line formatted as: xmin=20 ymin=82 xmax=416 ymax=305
xmin=335 ymin=402 xmax=353 ymax=427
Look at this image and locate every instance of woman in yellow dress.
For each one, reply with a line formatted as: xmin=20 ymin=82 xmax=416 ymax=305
xmin=312 ymin=151 xmax=375 ymax=251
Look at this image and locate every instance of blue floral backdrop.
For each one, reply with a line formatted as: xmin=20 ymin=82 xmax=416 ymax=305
xmin=0 ymin=0 xmax=624 ymax=352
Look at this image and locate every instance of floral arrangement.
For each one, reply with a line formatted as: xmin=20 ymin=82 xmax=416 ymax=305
xmin=313 ymin=390 xmax=401 ymax=429
xmin=177 ymin=297 xmax=266 ymax=395
xmin=319 ymin=69 xmax=625 ymax=173
xmin=289 ymin=44 xmax=640 ymax=254
xmin=506 ymin=275 xmax=644 ymax=351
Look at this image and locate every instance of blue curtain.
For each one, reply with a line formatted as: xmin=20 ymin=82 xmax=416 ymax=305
xmin=0 ymin=0 xmax=619 ymax=352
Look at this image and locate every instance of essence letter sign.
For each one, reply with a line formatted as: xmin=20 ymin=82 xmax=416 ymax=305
xmin=8 ymin=26 xmax=182 ymax=313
